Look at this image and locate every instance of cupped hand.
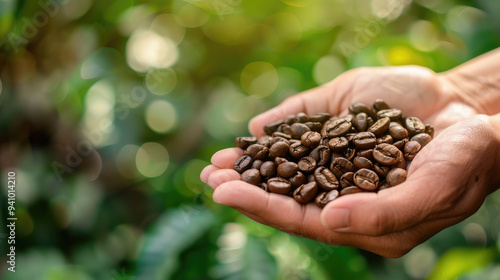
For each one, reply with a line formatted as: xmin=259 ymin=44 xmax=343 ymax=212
xmin=200 ymin=66 xmax=498 ymax=257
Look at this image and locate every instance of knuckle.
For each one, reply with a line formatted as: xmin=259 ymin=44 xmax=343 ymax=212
xmin=365 ymin=210 xmax=392 ymax=236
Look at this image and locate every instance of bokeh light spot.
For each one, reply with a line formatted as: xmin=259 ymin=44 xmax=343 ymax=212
xmin=202 ymin=14 xmax=249 ymax=44
xmin=136 ymin=142 xmax=170 ymax=178
xmin=241 ymin=62 xmax=278 ymax=98
xmin=173 ymin=4 xmax=210 ymax=28
xmin=126 ymin=29 xmax=179 ymax=72
xmin=116 ymin=145 xmax=141 ymax=179
xmin=409 ymin=20 xmax=440 ymax=51
xmin=403 ymin=245 xmax=437 ymax=278
xmin=145 ymin=68 xmax=177 ymax=95
xmin=145 ymin=100 xmax=178 ymax=134
xmin=371 ymin=0 xmax=407 ymax=20
xmin=313 ymin=55 xmax=345 ymax=85
xmin=150 ymin=14 xmax=186 ymax=45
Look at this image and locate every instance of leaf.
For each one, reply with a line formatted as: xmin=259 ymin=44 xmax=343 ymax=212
xmin=427 ymin=247 xmax=496 ymax=280
xmin=134 ymin=209 xmax=215 ymax=280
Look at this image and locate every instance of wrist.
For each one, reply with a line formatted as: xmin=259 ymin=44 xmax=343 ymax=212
xmin=486 ymin=114 xmax=500 ymax=194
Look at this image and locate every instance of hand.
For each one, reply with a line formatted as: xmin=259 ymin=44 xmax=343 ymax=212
xmin=200 ymin=66 xmax=500 ymax=257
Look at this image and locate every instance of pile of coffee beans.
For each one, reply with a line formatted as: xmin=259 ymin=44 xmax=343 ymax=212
xmin=233 ymin=99 xmax=434 ymax=208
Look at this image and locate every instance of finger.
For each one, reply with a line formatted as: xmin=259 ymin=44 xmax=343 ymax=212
xmin=207 ymin=168 xmax=240 ymax=189
xmin=211 ymin=148 xmax=243 ymax=169
xmin=200 ymin=165 xmax=220 ymax=183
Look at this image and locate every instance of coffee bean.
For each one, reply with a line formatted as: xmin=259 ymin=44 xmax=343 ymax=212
xmin=310 ymin=113 xmax=331 ymax=123
xmin=349 ymin=102 xmax=371 ymax=116
xmin=340 ymin=186 xmax=363 ymax=195
xmin=269 ymin=136 xmax=290 ymax=146
xmin=234 ymin=155 xmax=253 ymax=173
xmin=290 ymin=123 xmax=311 ymax=139
xmin=377 ymin=109 xmax=402 ymax=121
xmin=269 ymin=141 xmax=290 ymax=158
xmin=323 ymin=118 xmax=352 ymax=138
xmin=277 ymin=124 xmax=292 ymax=134
xmin=301 ymin=131 xmax=321 ymax=148
xmin=264 ymin=120 xmax=283 ymax=136
xmin=293 ymin=182 xmax=318 ymax=204
xmin=411 ymin=133 xmax=432 ymax=148
xmin=342 ymin=147 xmax=356 ymax=161
xmin=296 ymin=112 xmax=309 ymax=123
xmin=274 ymin=157 xmax=288 ymax=166
xmin=272 ymin=131 xmax=292 ymax=139
xmin=374 ymin=163 xmax=390 ymax=178
xmin=386 ymin=168 xmax=407 ymax=187
xmin=314 ymin=166 xmax=339 ymax=191
xmin=353 ymin=156 xmax=374 ymax=170
xmin=304 ymin=122 xmax=323 ymax=132
xmin=309 ymin=145 xmax=331 ymax=166
xmin=330 ymin=157 xmax=354 ymax=178
xmin=353 ymin=112 xmax=368 ymax=132
xmin=284 ymin=114 xmax=296 ymax=124
xmin=425 ymin=123 xmax=434 ymax=138
xmin=298 ymin=156 xmax=317 ymax=173
xmin=393 ymin=152 xmax=407 ymax=170
xmin=344 ymin=133 xmax=357 ymax=143
xmin=376 ymin=134 xmax=393 ymax=144
xmin=241 ymin=169 xmax=262 ymax=186
xmin=259 ymin=182 xmax=270 ymax=192
xmin=373 ymin=143 xmax=402 ymax=165
xmin=340 ymin=172 xmax=355 ymax=189
xmin=353 ymin=131 xmax=376 ymax=149
xmin=315 ymin=190 xmax=339 ymax=208
xmin=328 ymin=137 xmax=349 ymax=152
xmin=277 ymin=162 xmax=299 ymax=178
xmin=290 ymin=171 xmax=307 ymax=188
xmin=372 ymin=99 xmax=390 ymax=112
xmin=257 ymin=135 xmax=272 ymax=147
xmin=405 ymin=116 xmax=426 ymax=135
xmin=357 ymin=149 xmax=374 ymax=160
xmin=388 ymin=122 xmax=409 ymax=140
xmin=378 ymin=181 xmax=390 ymax=190
xmin=267 ymin=177 xmax=292 ymax=194
xmin=260 ymin=161 xmax=277 ymax=178
xmin=289 ymin=142 xmax=310 ymax=158
xmin=353 ymin=168 xmax=379 ymax=191
xmin=252 ymin=159 xmax=264 ymax=170
xmin=368 ymin=117 xmax=390 ymax=136
xmin=245 ymin=144 xmax=269 ymax=160
xmin=235 ymin=137 xmax=258 ymax=149
xmin=404 ymin=141 xmax=421 ymax=161
xmin=392 ymin=137 xmax=408 ymax=150
xmin=307 ymin=174 xmax=316 ymax=182
xmin=342 ymin=114 xmax=355 ymax=123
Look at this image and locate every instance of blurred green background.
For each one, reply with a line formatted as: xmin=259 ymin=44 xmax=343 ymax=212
xmin=0 ymin=0 xmax=500 ymax=279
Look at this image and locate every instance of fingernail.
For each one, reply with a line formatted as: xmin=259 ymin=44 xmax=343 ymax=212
xmin=323 ymin=208 xmax=350 ymax=230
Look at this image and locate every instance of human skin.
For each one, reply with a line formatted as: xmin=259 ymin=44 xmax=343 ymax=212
xmin=200 ymin=48 xmax=500 ymax=258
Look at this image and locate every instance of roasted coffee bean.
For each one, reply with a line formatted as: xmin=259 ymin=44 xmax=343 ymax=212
xmin=425 ymin=124 xmax=434 ymax=138
xmin=373 ymin=143 xmax=402 ymax=165
xmin=264 ymin=120 xmax=283 ymax=136
xmin=349 ymin=102 xmax=372 ymax=116
xmin=372 ymin=99 xmax=390 ymax=112
xmin=293 ymin=182 xmax=318 ymax=204
xmin=289 ymin=142 xmax=310 ymax=158
xmin=340 ymin=172 xmax=355 ymax=189
xmin=404 ymin=141 xmax=421 ymax=161
xmin=344 ymin=133 xmax=357 ymax=143
xmin=277 ymin=162 xmax=299 ymax=178
xmin=366 ymin=116 xmax=375 ymax=128
xmin=309 ymin=145 xmax=330 ymax=166
xmin=340 ymin=186 xmax=363 ymax=195
xmin=377 ymin=109 xmax=402 ymax=121
xmin=301 ymin=131 xmax=322 ymax=148
xmin=290 ymin=171 xmax=307 ymax=188
xmin=374 ymin=163 xmax=391 ymax=178
xmin=353 ymin=112 xmax=368 ymax=132
xmin=376 ymin=134 xmax=393 ymax=144
xmin=245 ymin=144 xmax=269 ymax=160
xmin=257 ymin=135 xmax=272 ymax=147
xmin=330 ymin=157 xmax=354 ymax=178
xmin=353 ymin=168 xmax=379 ymax=191
xmin=307 ymin=174 xmax=316 ymax=182
xmin=252 ymin=159 xmax=264 ymax=170
xmin=378 ymin=181 xmax=390 ymax=190
xmin=259 ymin=182 xmax=270 ymax=192
xmin=284 ymin=114 xmax=296 ymax=125
xmin=269 ymin=141 xmax=290 ymax=158
xmin=328 ymin=137 xmax=349 ymax=152
xmin=304 ymin=122 xmax=323 ymax=132
xmin=393 ymin=137 xmax=408 ymax=150
xmin=315 ymin=190 xmax=339 ymax=208
xmin=323 ymin=118 xmax=352 ymax=138
xmin=342 ymin=114 xmax=355 ymax=123
xmin=388 ymin=122 xmax=409 ymax=140
xmin=241 ymin=169 xmax=262 ymax=186
xmin=296 ymin=112 xmax=309 ymax=123
xmin=272 ymin=131 xmax=292 ymax=139
xmin=353 ymin=131 xmax=376 ymax=149
xmin=393 ymin=152 xmax=407 ymax=170
xmin=290 ymin=123 xmax=311 ymax=139
xmin=314 ymin=166 xmax=339 ymax=191
xmin=411 ymin=133 xmax=432 ymax=148
xmin=235 ymin=137 xmax=258 ymax=149
xmin=274 ymin=157 xmax=288 ymax=166
xmin=386 ymin=168 xmax=407 ymax=187
xmin=277 ymin=124 xmax=292 ymax=134
xmin=405 ymin=116 xmax=426 ymax=135
xmin=234 ymin=155 xmax=253 ymax=173
xmin=260 ymin=161 xmax=277 ymax=178
xmin=368 ymin=117 xmax=390 ymax=136
xmin=298 ymin=156 xmax=317 ymax=173
xmin=267 ymin=177 xmax=292 ymax=194
xmin=353 ymin=156 xmax=374 ymax=170
xmin=310 ymin=113 xmax=331 ymax=123
xmin=269 ymin=136 xmax=290 ymax=146
xmin=342 ymin=147 xmax=356 ymax=161
xmin=357 ymin=149 xmax=374 ymax=160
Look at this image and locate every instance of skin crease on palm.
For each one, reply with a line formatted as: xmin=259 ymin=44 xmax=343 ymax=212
xmin=200 ymin=51 xmax=500 ymax=258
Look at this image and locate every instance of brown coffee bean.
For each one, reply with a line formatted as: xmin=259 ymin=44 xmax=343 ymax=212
xmin=290 ymin=123 xmax=311 ymax=139
xmin=315 ymin=190 xmax=340 ymax=208
xmin=234 ymin=155 xmax=253 ymax=173
xmin=411 ymin=133 xmax=432 ymax=148
xmin=393 ymin=152 xmax=407 ymax=170
xmin=310 ymin=113 xmax=331 ymax=123
xmin=260 ymin=161 xmax=277 ymax=178
xmin=386 ymin=168 xmax=407 ymax=187
xmin=235 ymin=137 xmax=258 ymax=149
xmin=241 ymin=169 xmax=262 ymax=186
xmin=269 ymin=136 xmax=290 ymax=146
xmin=314 ymin=166 xmax=339 ymax=191
xmin=251 ymin=159 xmax=264 ymax=170
xmin=274 ymin=157 xmax=288 ymax=166
xmin=357 ymin=149 xmax=374 ymax=161
xmin=377 ymin=109 xmax=402 ymax=121
xmin=349 ymin=102 xmax=372 ymax=116
xmin=293 ymin=182 xmax=318 ymax=204
xmin=264 ymin=120 xmax=283 ymax=136
xmin=269 ymin=141 xmax=290 ymax=158
xmin=284 ymin=114 xmax=296 ymax=124
xmin=307 ymin=174 xmax=315 ymax=182
xmin=353 ymin=132 xmax=376 ymax=149
xmin=298 ymin=156 xmax=317 ymax=173
xmin=257 ymin=135 xmax=272 ymax=147
xmin=290 ymin=171 xmax=307 ymax=188
xmin=372 ymin=99 xmax=390 ymax=112
xmin=289 ymin=142 xmax=310 ymax=158
xmin=277 ymin=162 xmax=299 ymax=178
xmin=376 ymin=134 xmax=393 ymax=144
xmin=373 ymin=143 xmax=402 ymax=165
xmin=328 ymin=137 xmax=349 ymax=152
xmin=368 ymin=117 xmax=390 ymax=136
xmin=245 ymin=144 xmax=269 ymax=160
xmin=340 ymin=172 xmax=355 ymax=189
xmin=353 ymin=168 xmax=379 ymax=191
xmin=378 ymin=180 xmax=390 ymax=191
xmin=323 ymin=118 xmax=352 ymax=138
xmin=259 ymin=182 xmax=270 ymax=192
xmin=342 ymin=147 xmax=356 ymax=161
xmin=296 ymin=112 xmax=309 ymax=123
xmin=353 ymin=112 xmax=368 ymax=132
xmin=404 ymin=141 xmax=421 ymax=161
xmin=405 ymin=116 xmax=426 ymax=135
xmin=388 ymin=122 xmax=409 ymax=140
xmin=340 ymin=186 xmax=363 ymax=196
xmin=272 ymin=131 xmax=292 ymax=139
xmin=309 ymin=145 xmax=331 ymax=166
xmin=330 ymin=157 xmax=354 ymax=178
xmin=373 ymin=163 xmax=390 ymax=178
xmin=277 ymin=124 xmax=292 ymax=134
xmin=267 ymin=177 xmax=292 ymax=194
xmin=393 ymin=137 xmax=408 ymax=150
xmin=353 ymin=156 xmax=374 ymax=170
xmin=301 ymin=131 xmax=322 ymax=148
xmin=425 ymin=124 xmax=434 ymax=138
xmin=304 ymin=122 xmax=323 ymax=132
